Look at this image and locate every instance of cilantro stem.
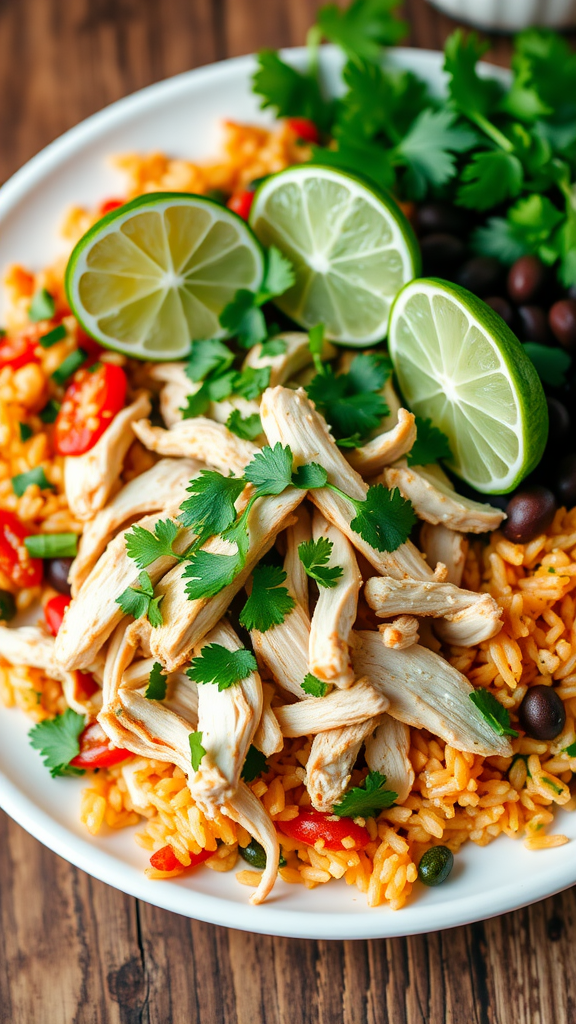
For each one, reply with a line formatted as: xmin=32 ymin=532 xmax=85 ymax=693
xmin=306 ymin=25 xmax=322 ymax=78
xmin=325 ymin=481 xmax=361 ymax=511
xmin=468 ymin=112 xmax=514 ymax=153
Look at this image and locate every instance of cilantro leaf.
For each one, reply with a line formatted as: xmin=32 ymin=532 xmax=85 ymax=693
xmin=298 ymin=537 xmax=344 ymax=589
xmin=292 ymin=462 xmax=328 ymax=490
xmin=259 ymin=336 xmax=287 ymax=357
xmin=116 ymin=570 xmax=163 ymax=626
xmin=29 ymin=288 xmax=56 ymax=322
xmin=125 ymin=519 xmax=179 ymax=569
xmin=252 ymin=49 xmax=334 ymax=132
xmin=183 ymin=519 xmax=250 ymax=600
xmin=332 ymin=771 xmax=397 ymax=818
xmin=219 ymin=290 xmax=268 ymax=349
xmin=308 ymin=323 xmax=325 ymax=375
xmin=187 ymin=643 xmax=258 ymax=690
xmin=226 ymin=410 xmax=263 ymax=441
xmin=244 ymin=443 xmax=293 ymax=497
xmin=336 ymin=433 xmax=364 ymax=449
xmin=241 ymin=745 xmax=268 ymax=782
xmin=145 ymin=662 xmax=168 ymax=700
xmin=457 ymin=150 xmax=524 ymax=210
xmin=348 ymin=484 xmax=417 ymax=553
xmin=28 ymin=708 xmax=85 ymax=778
xmin=185 ymin=339 xmax=234 ymax=382
xmin=444 ymin=30 xmax=503 ymax=123
xmin=189 ymin=731 xmax=206 ymax=771
xmin=523 ymin=343 xmax=571 ymax=387
xmin=396 ymin=107 xmax=477 ymax=199
xmin=564 ymin=741 xmax=576 ymax=758
xmin=11 ymin=466 xmax=54 ymax=497
xmin=306 ymin=356 xmax=390 ymax=444
xmin=313 ymin=130 xmax=395 ymax=193
xmin=318 ymin=0 xmax=408 ymax=62
xmin=239 ymin=563 xmax=295 ymax=632
xmin=407 ymin=417 xmax=452 ymax=467
xmin=178 ymin=470 xmax=245 ymax=542
xmin=233 ymin=365 xmax=271 ymax=400
xmin=301 ymin=674 xmax=329 ymax=697
xmin=469 ymin=689 xmax=519 ymax=738
xmin=345 ymin=352 xmax=392 ymax=394
xmin=259 ymin=247 xmax=295 ymax=303
xmin=179 ymin=369 xmax=236 ymax=419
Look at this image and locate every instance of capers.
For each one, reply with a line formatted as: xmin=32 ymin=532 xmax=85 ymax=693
xmin=0 ymin=589 xmax=16 ymax=622
xmin=239 ymin=839 xmax=286 ymax=869
xmin=417 ymin=845 xmax=454 ymax=887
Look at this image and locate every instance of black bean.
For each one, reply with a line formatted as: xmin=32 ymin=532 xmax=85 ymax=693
xmin=546 ymin=397 xmax=571 ymax=446
xmin=556 ymin=453 xmax=576 ymax=507
xmin=518 ymin=685 xmax=566 ymax=740
xmin=457 ymin=256 xmax=503 ymax=296
xmin=503 ymin=487 xmax=557 ymax=543
xmin=45 ymin=557 xmax=73 ymax=595
xmin=517 ymin=305 xmax=551 ymax=345
xmin=485 ymin=296 xmax=514 ymax=326
xmin=0 ymin=590 xmax=16 ymax=622
xmin=507 ymin=256 xmax=546 ymax=304
xmin=416 ymin=202 xmax=467 ymax=237
xmin=418 ymin=846 xmax=454 ymax=886
xmin=420 ymin=233 xmax=466 ymax=276
xmin=549 ymin=299 xmax=576 ymax=352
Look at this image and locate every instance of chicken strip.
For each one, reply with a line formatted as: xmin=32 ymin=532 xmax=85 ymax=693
xmin=419 ymin=522 xmax=468 ymax=587
xmin=364 ymin=715 xmax=414 ymax=803
xmin=308 ymin=511 xmax=361 ymax=688
xmin=101 ymin=620 xmax=136 ymax=706
xmin=346 ymin=409 xmax=416 ymax=476
xmin=70 ymin=458 xmax=200 ymax=594
xmin=133 ymin=417 xmax=258 ymax=477
xmin=352 ymin=631 xmax=512 ymax=757
xmin=283 ymin=504 xmax=311 ymax=617
xmin=222 ymin=782 xmax=279 ymax=904
xmin=384 ymin=463 xmax=506 ymax=533
xmin=253 ymin=682 xmax=284 ymax=756
xmin=260 ymin=386 xmax=434 ymax=581
xmin=189 ymin=620 xmax=262 ymax=814
xmin=242 ymin=331 xmax=337 ymax=386
xmin=306 ymin=716 xmax=381 ymax=812
xmin=378 ymin=615 xmax=419 ymax=649
xmin=121 ymin=657 xmax=199 ymax=722
xmin=143 ymin=487 xmax=305 ymax=671
xmin=274 ymin=677 xmax=389 ymax=737
xmin=64 ymin=391 xmax=151 ymax=520
xmin=149 ymin=361 xmax=261 ymax=431
xmin=252 ymin=603 xmax=312 ymax=701
xmin=0 ymin=624 xmax=101 ymax=716
xmin=99 ymin=690 xmax=196 ymax=776
xmin=364 ymin=576 xmax=502 ymax=645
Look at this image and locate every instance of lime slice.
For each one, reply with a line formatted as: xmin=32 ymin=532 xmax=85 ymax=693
xmin=66 ymin=193 xmax=265 ymax=360
xmin=388 ymin=278 xmax=548 ymax=494
xmin=249 ymin=166 xmax=420 ymax=346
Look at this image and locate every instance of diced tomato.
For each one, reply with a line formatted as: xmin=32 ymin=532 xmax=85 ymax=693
xmin=0 ymin=330 xmax=40 ymax=371
xmin=0 ymin=511 xmax=43 ymax=589
xmin=74 ymin=671 xmax=100 ymax=700
xmin=54 ymin=363 xmax=127 ymax=456
xmin=227 ymin=190 xmax=255 ymax=221
xmin=287 ymin=117 xmax=320 ymax=144
xmin=149 ymin=845 xmax=213 ymax=872
xmin=44 ymin=594 xmax=71 ymax=636
xmin=99 ymin=198 xmax=124 ymax=216
xmin=69 ymin=721 xmax=133 ymax=769
xmin=277 ymin=809 xmax=370 ymax=851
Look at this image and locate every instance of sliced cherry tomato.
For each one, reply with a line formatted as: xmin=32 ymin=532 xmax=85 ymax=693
xmin=99 ymin=198 xmax=124 ymax=216
xmin=287 ymin=117 xmax=320 ymax=144
xmin=278 ymin=809 xmax=370 ymax=851
xmin=74 ymin=671 xmax=100 ymax=700
xmin=149 ymin=845 xmax=213 ymax=872
xmin=69 ymin=721 xmax=133 ymax=769
xmin=0 ymin=330 xmax=40 ymax=371
xmin=0 ymin=511 xmax=43 ymax=588
xmin=44 ymin=594 xmax=71 ymax=636
xmin=75 ymin=326 xmax=103 ymax=359
xmin=227 ymin=190 xmax=255 ymax=221
xmin=54 ymin=362 xmax=127 ymax=456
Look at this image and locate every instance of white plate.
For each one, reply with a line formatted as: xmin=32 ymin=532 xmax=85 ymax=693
xmin=1 ymin=47 xmax=573 ymax=941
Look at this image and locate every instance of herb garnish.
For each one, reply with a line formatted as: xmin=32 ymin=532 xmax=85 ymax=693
xmin=145 ymin=662 xmax=168 ymax=701
xmin=186 ymin=644 xmax=258 ymax=690
xmin=239 ymin=563 xmax=296 ymax=632
xmin=301 ymin=674 xmax=329 ymax=697
xmin=241 ymin=745 xmax=268 ymax=782
xmin=469 ymin=689 xmax=519 ymax=738
xmin=28 ymin=709 xmax=85 ymax=777
xmin=333 ymin=771 xmax=397 ymax=818
xmin=298 ymin=537 xmax=344 ymax=589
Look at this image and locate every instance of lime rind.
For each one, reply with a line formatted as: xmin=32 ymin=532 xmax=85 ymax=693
xmin=65 ymin=192 xmax=265 ymax=360
xmin=389 ymin=278 xmax=548 ymax=494
xmin=249 ymin=165 xmax=420 ymax=346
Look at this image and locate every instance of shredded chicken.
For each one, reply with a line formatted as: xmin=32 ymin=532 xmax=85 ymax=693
xmin=364 ymin=576 xmax=502 ymax=645
xmin=378 ymin=615 xmax=419 ymax=649
xmin=260 ymin=386 xmax=434 ymax=581
xmin=306 ymin=716 xmax=382 ymax=812
xmin=252 ymin=602 xmax=311 ymax=701
xmin=253 ymin=682 xmax=283 ymax=756
xmin=121 ymin=657 xmax=199 ymax=722
xmin=308 ymin=510 xmax=361 ymax=688
xmin=64 ymin=392 xmax=151 ymax=520
xmin=283 ymin=505 xmax=311 ymax=617
xmin=384 ymin=463 xmax=506 ymax=533
xmin=274 ymin=677 xmax=389 ymax=737
xmin=70 ymin=458 xmax=199 ymax=595
xmin=189 ymin=620 xmax=262 ymax=815
xmin=0 ymin=624 xmax=102 ymax=716
xmin=419 ymin=522 xmax=468 ymax=586
xmin=346 ymin=408 xmax=416 ymax=476
xmin=242 ymin=331 xmax=337 ymax=386
xmin=364 ymin=715 xmax=414 ymax=803
xmin=352 ymin=631 xmax=512 ymax=757
xmin=133 ymin=417 xmax=258 ymax=476
xmin=149 ymin=361 xmax=262 ymax=432
xmin=221 ymin=782 xmax=279 ymax=904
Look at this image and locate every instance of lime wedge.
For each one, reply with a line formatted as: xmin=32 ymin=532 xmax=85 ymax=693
xmin=388 ymin=279 xmax=548 ymax=494
xmin=249 ymin=166 xmax=420 ymax=346
xmin=66 ymin=193 xmax=265 ymax=360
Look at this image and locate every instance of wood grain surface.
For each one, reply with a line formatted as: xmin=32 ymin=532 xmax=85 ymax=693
xmin=1 ymin=2 xmax=576 ymax=1022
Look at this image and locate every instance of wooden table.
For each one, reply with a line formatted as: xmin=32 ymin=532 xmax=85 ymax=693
xmin=1 ymin=2 xmax=576 ymax=1021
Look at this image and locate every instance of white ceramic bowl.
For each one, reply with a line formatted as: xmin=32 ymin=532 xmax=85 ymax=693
xmin=1 ymin=47 xmax=574 ymax=940
xmin=428 ymin=0 xmax=576 ymax=31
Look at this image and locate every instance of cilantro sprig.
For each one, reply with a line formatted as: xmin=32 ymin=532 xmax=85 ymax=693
xmin=28 ymin=709 xmax=85 ymax=778
xmin=306 ymin=351 xmax=392 ymax=446
xmin=407 ymin=417 xmax=452 ymax=467
xmin=239 ymin=563 xmax=296 ymax=632
xmin=241 ymin=745 xmax=268 ymax=782
xmin=333 ymin=771 xmax=397 ymax=818
xmin=116 ymin=570 xmax=164 ymax=627
xmin=298 ymin=537 xmax=344 ymax=589
xmin=469 ymin=689 xmax=519 ymax=738
xmin=186 ymin=644 xmax=258 ymax=690
xmin=145 ymin=662 xmax=168 ymax=701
